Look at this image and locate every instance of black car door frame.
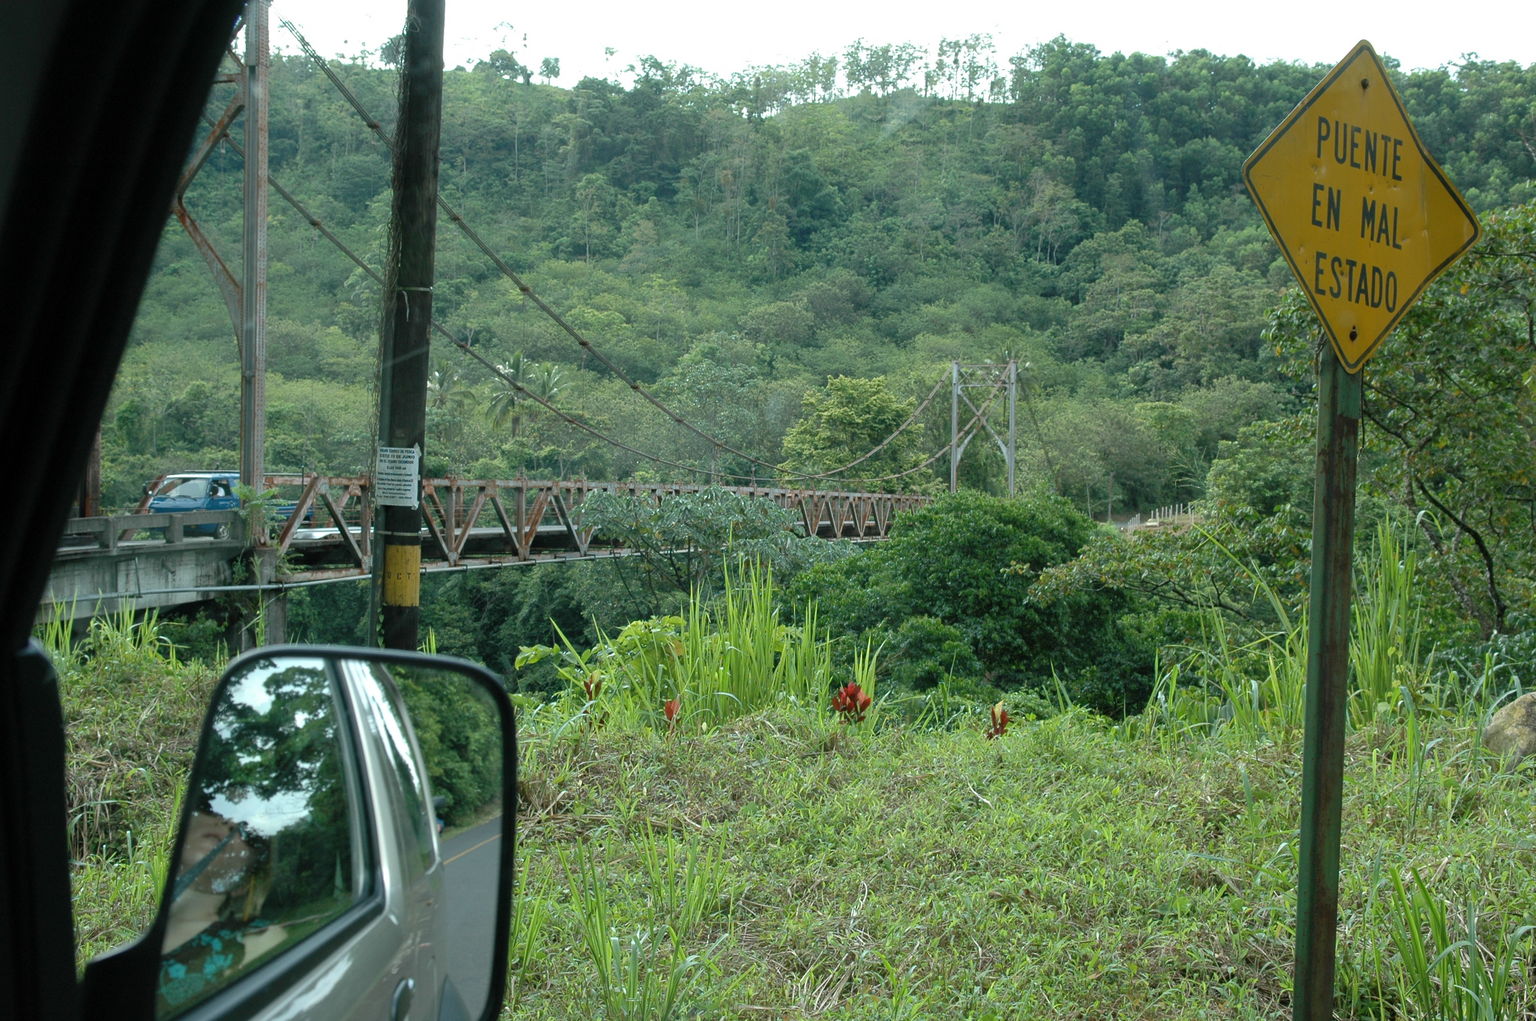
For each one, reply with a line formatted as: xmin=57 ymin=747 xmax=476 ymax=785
xmin=0 ymin=3 xmax=246 ymax=1020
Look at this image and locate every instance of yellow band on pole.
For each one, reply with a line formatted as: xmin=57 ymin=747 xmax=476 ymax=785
xmin=382 ymin=543 xmax=421 ymax=607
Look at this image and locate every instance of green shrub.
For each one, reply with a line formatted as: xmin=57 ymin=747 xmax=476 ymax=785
xmin=791 ymin=490 xmax=1153 ymax=712
xmin=885 ymin=615 xmax=982 ymax=691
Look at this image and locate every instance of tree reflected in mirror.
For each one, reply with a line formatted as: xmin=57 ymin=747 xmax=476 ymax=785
xmin=159 ymin=656 xmax=356 ymax=1017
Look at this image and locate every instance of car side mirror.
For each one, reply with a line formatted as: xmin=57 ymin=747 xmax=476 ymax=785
xmin=81 ymin=646 xmax=515 ymax=1021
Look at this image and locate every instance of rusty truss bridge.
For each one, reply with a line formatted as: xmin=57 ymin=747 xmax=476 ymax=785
xmin=46 ymin=476 xmax=927 ymax=622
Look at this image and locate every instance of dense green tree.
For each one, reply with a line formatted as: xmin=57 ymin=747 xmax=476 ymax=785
xmin=1266 ymin=201 xmax=1536 ymax=638
xmin=1035 ymin=415 xmax=1316 ymax=656
xmin=779 ymin=375 xmax=933 ymax=488
xmin=649 ymin=339 xmax=800 ymax=481
xmin=1035 ymin=397 xmax=1178 ymax=517
xmin=790 ymin=490 xmax=1150 ymax=710
xmin=1121 ymin=264 xmax=1272 ymax=394
xmin=485 ymin=352 xmax=564 ymax=438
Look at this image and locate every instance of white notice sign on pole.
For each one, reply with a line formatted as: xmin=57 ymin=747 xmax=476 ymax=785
xmin=375 ymin=445 xmax=421 ymax=507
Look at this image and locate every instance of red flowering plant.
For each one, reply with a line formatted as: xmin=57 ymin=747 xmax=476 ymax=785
xmin=575 ymin=672 xmax=608 ymax=730
xmin=582 ymin=673 xmax=603 ymax=703
xmin=831 ymin=682 xmax=873 ymax=724
xmin=662 ymin=696 xmax=681 ymax=734
xmin=985 ymin=700 xmax=1010 ymax=740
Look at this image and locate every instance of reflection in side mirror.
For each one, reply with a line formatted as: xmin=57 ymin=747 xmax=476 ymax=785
xmin=149 ymin=647 xmax=514 ymax=1021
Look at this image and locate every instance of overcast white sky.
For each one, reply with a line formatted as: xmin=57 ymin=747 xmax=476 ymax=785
xmin=265 ymin=0 xmax=1533 ymax=83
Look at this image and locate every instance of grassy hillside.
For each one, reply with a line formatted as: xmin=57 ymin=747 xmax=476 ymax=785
xmin=58 ymin=588 xmax=1536 ymax=1018
xmin=507 ymin=699 xmax=1531 ymax=1019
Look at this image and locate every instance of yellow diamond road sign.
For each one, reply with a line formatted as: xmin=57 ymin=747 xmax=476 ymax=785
xmin=1243 ymin=40 xmax=1480 ymax=372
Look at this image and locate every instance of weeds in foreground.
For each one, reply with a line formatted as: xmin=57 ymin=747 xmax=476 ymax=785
xmin=561 ymin=829 xmax=727 ymax=1020
xmin=44 ymin=607 xmax=215 ymax=967
xmin=635 ymin=825 xmax=733 ymax=946
xmin=508 ymin=852 xmax=553 ymax=1007
xmin=1351 ymin=523 xmax=1429 ymax=729
xmin=1372 ymin=868 xmax=1534 ymax=1021
xmin=518 ymin=563 xmax=842 ymax=734
xmin=51 ymin=608 xmax=213 ymax=865
xmin=70 ymin=821 xmax=175 ymax=972
xmin=508 ymin=695 xmax=1533 ymax=1019
xmin=1132 ymin=521 xmax=1468 ymax=748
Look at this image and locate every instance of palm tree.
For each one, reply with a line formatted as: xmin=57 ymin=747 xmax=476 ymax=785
xmin=427 ymin=363 xmax=476 ymax=444
xmin=487 ymin=353 xmax=564 ymax=437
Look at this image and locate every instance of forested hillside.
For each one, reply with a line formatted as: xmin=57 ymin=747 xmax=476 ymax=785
xmin=113 ymin=37 xmax=1536 ymax=513
xmin=112 ymin=35 xmax=1535 ymax=698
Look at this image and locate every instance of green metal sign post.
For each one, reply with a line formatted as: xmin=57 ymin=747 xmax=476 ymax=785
xmin=1294 ymin=348 xmax=1360 ymax=1020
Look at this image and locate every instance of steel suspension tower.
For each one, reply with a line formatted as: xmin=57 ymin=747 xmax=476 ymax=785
xmin=949 ymin=360 xmax=1017 ymax=496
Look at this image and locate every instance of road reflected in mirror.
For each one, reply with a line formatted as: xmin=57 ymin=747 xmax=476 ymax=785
xmin=394 ymin=660 xmax=505 ymax=1015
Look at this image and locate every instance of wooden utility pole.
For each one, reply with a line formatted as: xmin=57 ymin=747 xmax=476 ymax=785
xmin=373 ymin=0 xmax=444 ymax=650
xmin=242 ymin=0 xmax=282 ymax=645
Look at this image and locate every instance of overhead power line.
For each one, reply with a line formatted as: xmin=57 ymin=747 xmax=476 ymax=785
xmin=275 ymin=20 xmax=968 ymax=491
xmin=280 ymin=23 xmax=938 ymax=483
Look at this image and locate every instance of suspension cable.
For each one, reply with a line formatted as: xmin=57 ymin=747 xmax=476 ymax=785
xmin=842 ymin=379 xmax=1006 ymax=485
xmin=279 ymin=19 xmax=944 ymax=488
xmin=792 ymin=375 xmax=947 ymax=478
xmin=215 ymin=114 xmax=946 ymax=490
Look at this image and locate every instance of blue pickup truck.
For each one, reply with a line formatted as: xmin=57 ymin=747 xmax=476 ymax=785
xmin=145 ymin=471 xmax=307 ymax=539
xmin=145 ymin=471 xmax=241 ymax=538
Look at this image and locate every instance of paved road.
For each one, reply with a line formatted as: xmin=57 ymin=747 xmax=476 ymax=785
xmin=441 ymin=816 xmax=505 ymax=1015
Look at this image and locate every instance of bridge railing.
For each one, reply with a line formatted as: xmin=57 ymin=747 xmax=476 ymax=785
xmin=265 ymin=475 xmax=929 ymax=569
xmin=60 ymin=510 xmax=244 ymax=551
xmin=47 ymin=478 xmax=928 ymax=622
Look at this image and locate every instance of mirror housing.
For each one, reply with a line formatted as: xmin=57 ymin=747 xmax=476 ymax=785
xmin=82 ymin=646 xmax=515 ymax=1021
